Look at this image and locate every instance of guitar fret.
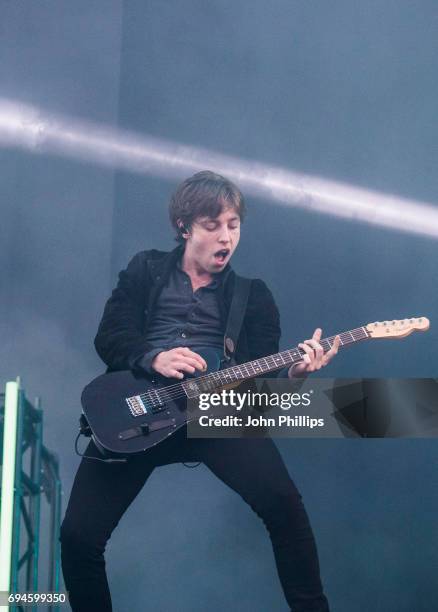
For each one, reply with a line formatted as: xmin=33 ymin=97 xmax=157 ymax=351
xmin=252 ymin=361 xmax=262 ymax=373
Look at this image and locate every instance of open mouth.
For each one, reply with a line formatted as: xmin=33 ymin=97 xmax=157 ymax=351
xmin=213 ymin=249 xmax=230 ymax=264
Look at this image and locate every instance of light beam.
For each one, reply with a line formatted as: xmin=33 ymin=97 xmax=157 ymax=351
xmin=1 ymin=98 xmax=437 ymax=239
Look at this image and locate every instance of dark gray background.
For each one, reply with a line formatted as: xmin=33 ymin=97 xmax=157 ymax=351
xmin=1 ymin=2 xmax=437 ymax=610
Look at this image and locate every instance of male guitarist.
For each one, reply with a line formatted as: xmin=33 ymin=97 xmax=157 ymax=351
xmin=60 ymin=171 xmax=339 ymax=612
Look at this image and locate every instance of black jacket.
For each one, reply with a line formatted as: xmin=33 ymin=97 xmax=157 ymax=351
xmin=94 ymin=246 xmax=282 ymax=374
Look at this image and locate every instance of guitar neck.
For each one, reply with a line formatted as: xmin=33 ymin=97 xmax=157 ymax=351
xmin=182 ymin=326 xmax=370 ymax=396
xmin=216 ymin=326 xmax=369 ymax=383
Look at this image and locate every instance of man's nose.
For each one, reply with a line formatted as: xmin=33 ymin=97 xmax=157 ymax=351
xmin=218 ymin=226 xmax=231 ymax=243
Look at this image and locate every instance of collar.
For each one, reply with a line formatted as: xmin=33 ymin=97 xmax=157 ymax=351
xmin=147 ymin=244 xmax=232 ymax=288
xmin=175 ymin=254 xmax=231 ymax=288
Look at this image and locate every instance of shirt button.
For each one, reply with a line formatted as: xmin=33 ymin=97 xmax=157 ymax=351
xmin=181 ymin=332 xmax=187 ymax=338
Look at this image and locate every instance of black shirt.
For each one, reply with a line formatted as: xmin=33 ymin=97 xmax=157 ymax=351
xmin=139 ymin=258 xmax=230 ymax=373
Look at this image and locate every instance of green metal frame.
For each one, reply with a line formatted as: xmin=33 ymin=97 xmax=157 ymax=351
xmin=0 ymin=379 xmax=62 ymax=612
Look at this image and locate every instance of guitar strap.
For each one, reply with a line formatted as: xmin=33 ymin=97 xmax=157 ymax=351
xmin=223 ymin=275 xmax=252 ymax=363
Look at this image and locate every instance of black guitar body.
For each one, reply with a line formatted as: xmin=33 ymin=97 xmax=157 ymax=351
xmin=80 ymin=318 xmax=426 ymax=456
xmin=81 ymin=348 xmax=221 ymax=455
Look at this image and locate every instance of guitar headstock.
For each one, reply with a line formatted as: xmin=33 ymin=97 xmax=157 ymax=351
xmin=366 ymin=317 xmax=430 ymax=339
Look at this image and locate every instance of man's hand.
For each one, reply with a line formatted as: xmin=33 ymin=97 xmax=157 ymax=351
xmin=288 ymin=328 xmax=340 ymax=378
xmin=151 ymin=347 xmax=207 ymax=379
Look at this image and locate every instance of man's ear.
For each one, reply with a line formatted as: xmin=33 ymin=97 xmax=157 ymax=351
xmin=178 ymin=221 xmax=190 ymax=237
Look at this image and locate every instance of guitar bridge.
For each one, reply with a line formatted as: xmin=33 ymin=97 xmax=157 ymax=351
xmin=126 ymin=395 xmax=148 ymax=416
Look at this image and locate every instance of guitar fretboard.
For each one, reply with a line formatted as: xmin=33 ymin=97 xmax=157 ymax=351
xmin=181 ymin=326 xmax=369 ymax=398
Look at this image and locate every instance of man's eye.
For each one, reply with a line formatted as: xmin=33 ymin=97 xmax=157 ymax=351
xmin=229 ymin=225 xmax=239 ymax=230
xmin=205 ymin=224 xmax=217 ymax=231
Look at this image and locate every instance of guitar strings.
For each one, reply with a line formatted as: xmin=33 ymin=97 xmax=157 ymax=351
xmin=141 ymin=330 xmax=367 ymax=405
xmin=143 ymin=330 xmax=367 ymax=405
xmin=138 ymin=329 xmax=369 ymax=408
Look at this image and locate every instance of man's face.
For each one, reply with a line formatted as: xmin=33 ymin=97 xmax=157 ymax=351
xmin=184 ymin=206 xmax=241 ymax=274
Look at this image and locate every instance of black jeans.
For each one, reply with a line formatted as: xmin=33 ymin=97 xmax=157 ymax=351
xmin=60 ymin=429 xmax=329 ymax=612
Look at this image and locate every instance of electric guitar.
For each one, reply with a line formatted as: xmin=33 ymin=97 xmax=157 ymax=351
xmin=81 ymin=317 xmax=429 ymax=455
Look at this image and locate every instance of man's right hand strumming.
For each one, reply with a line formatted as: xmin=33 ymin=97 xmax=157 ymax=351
xmin=151 ymin=347 xmax=207 ymax=379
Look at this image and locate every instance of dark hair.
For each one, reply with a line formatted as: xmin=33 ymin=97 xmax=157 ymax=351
xmin=169 ymin=170 xmax=246 ymax=242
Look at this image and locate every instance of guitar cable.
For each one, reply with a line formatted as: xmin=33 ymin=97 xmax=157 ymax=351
xmin=74 ymin=431 xmax=128 ymax=463
xmin=75 ymin=431 xmax=199 ymax=467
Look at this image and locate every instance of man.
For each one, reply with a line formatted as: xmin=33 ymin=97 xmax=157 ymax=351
xmin=60 ymin=171 xmax=339 ymax=611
